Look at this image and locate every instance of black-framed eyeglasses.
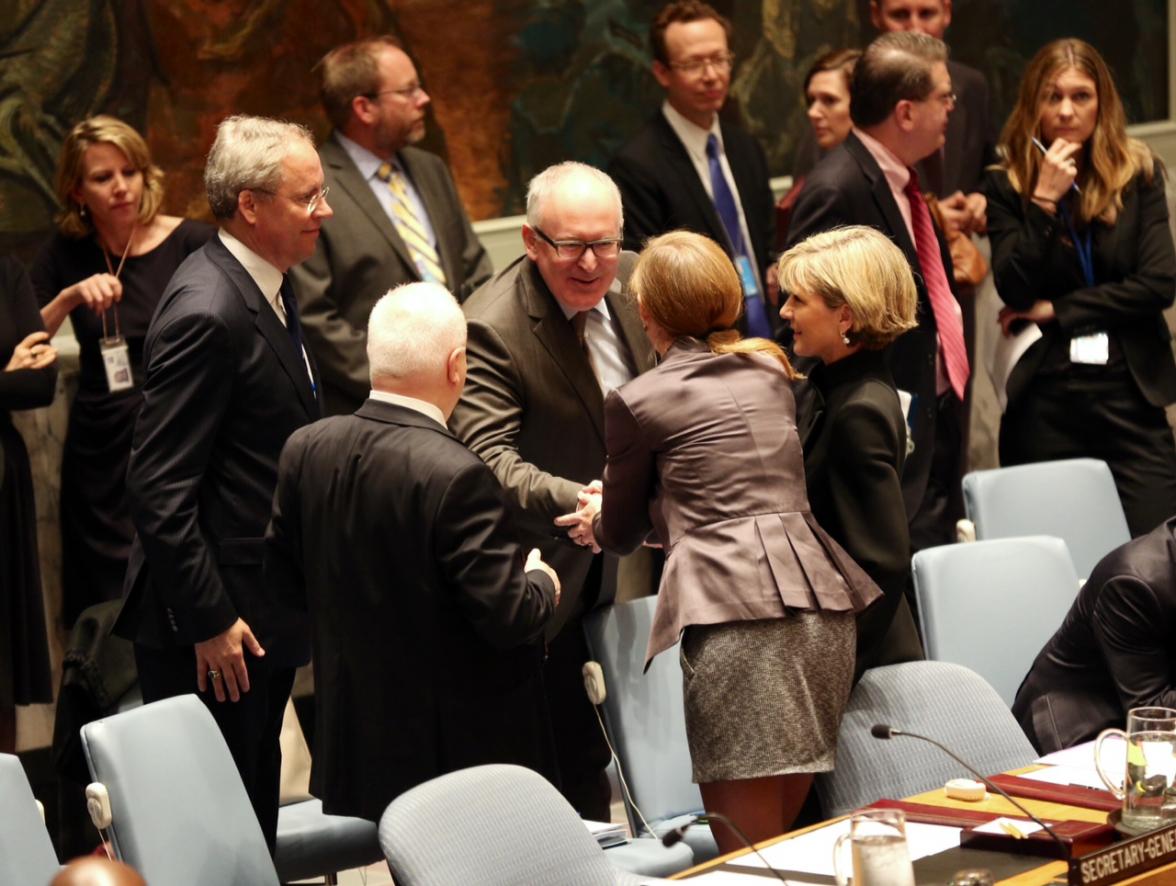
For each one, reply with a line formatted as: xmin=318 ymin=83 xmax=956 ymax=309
xmin=365 ymin=83 xmax=425 ymax=101
xmin=532 ymin=227 xmax=622 ymax=261
xmin=253 ymin=185 xmax=330 ymax=215
xmin=668 ymin=52 xmax=735 ymax=76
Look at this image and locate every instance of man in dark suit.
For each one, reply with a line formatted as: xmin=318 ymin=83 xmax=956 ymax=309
xmin=787 ymin=31 xmax=968 ymax=552
xmin=449 ymin=161 xmax=656 ymax=819
xmin=609 ymin=0 xmax=775 ymax=336
xmin=290 ymin=35 xmax=492 ymax=416
xmin=1013 ymin=516 xmax=1176 ymax=753
xmin=266 ymin=282 xmax=560 ymax=822
xmin=117 ymin=115 xmax=329 ymax=849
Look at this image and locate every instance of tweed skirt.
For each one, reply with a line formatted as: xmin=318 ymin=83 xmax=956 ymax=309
xmin=679 ymin=613 xmax=855 ymax=783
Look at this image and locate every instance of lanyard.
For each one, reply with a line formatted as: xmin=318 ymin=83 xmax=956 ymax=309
xmin=100 ymin=231 xmax=134 ymax=342
xmin=1059 ymin=202 xmax=1095 ymax=288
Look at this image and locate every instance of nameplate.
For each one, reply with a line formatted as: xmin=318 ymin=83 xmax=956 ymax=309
xmin=1069 ymin=822 xmax=1176 ymax=885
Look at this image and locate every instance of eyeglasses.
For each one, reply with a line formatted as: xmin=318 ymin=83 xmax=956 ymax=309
xmin=532 ymin=227 xmax=622 ymax=261
xmin=668 ymin=52 xmax=734 ymax=76
xmin=366 ymin=83 xmax=426 ymax=101
xmin=929 ymin=91 xmax=957 ymax=108
xmin=253 ymin=186 xmax=330 ymax=215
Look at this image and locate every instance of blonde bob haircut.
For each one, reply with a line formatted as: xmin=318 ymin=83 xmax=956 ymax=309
xmin=55 ymin=116 xmax=164 ymax=238
xmin=632 ymin=230 xmax=796 ymax=377
xmin=777 ymin=226 xmax=917 ymax=350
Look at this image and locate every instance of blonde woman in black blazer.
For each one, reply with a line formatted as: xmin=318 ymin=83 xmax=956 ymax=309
xmin=780 ymin=227 xmax=921 ymax=678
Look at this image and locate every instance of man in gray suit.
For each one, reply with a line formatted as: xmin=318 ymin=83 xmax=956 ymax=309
xmin=291 ymin=35 xmax=492 ymax=416
xmin=450 ymin=162 xmax=655 ymax=819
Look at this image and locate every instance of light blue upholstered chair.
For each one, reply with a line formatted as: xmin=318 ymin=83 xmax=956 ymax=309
xmin=379 ymin=764 xmax=681 ymax=886
xmin=816 ymin=661 xmax=1038 ymax=817
xmin=583 ymin=597 xmax=718 ymax=864
xmin=275 ymin=797 xmax=380 ymax=884
xmin=0 ymin=753 xmax=59 ymax=884
xmin=81 ymin=695 xmax=281 ymax=886
xmin=912 ymin=535 xmax=1080 ymax=706
xmin=961 ymin=457 xmax=1130 ymax=578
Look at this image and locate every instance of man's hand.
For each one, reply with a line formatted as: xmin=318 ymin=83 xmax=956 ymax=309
xmin=524 ymin=547 xmax=561 ymax=608
xmin=554 ymin=483 xmax=603 ymax=553
xmin=195 ymin=618 xmax=265 ymax=702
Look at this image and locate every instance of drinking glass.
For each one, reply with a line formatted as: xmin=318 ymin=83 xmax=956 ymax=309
xmin=1095 ymin=706 xmax=1176 ymax=832
xmin=832 ymin=808 xmax=915 ymax=886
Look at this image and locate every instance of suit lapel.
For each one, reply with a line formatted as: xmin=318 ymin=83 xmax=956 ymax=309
xmin=845 ymin=135 xmax=919 ymax=268
xmin=607 ymin=251 xmax=655 ymax=374
xmin=654 ymin=115 xmax=729 ymax=249
xmin=520 ymin=262 xmax=606 ymax=442
xmin=322 ymin=136 xmax=420 ymax=279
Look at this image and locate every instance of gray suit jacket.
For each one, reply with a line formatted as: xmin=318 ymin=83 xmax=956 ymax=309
xmin=290 ymin=134 xmax=492 ymax=416
xmin=449 ymin=253 xmax=656 ymax=636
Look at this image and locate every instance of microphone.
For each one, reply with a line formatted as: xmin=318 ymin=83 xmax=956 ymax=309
xmin=870 ymin=723 xmax=1068 ymax=851
xmin=662 ymin=811 xmax=790 ymax=884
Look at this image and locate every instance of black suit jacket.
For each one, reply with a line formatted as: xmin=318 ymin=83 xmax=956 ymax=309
xmin=291 ymin=134 xmax=492 ymax=416
xmin=787 ymin=133 xmax=956 ymax=517
xmin=609 ymin=112 xmax=775 ymax=275
xmin=266 ymin=399 xmax=557 ymax=820
xmin=116 ymin=236 xmax=319 ymax=666
xmin=1012 ymin=517 xmax=1176 ymax=753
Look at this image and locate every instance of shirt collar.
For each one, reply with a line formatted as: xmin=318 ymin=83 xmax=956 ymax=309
xmin=661 ymin=100 xmax=722 ymax=164
xmin=337 ymin=131 xmax=398 ymax=182
xmin=367 ymin=389 xmax=447 ymax=427
xmin=218 ymin=229 xmax=284 ymax=303
xmin=853 ymin=127 xmax=911 ymax=194
xmin=555 ymin=297 xmax=612 ymax=323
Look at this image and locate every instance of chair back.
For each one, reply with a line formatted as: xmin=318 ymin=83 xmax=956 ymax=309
xmin=0 ymin=753 xmax=59 ymax=884
xmin=912 ymin=536 xmax=1080 ymax=706
xmin=584 ymin=598 xmax=717 ymax=860
xmin=962 ymin=458 xmax=1130 ymax=578
xmin=816 ymin=661 xmax=1037 ymax=817
xmin=379 ymin=763 xmax=621 ymax=886
xmin=81 ymin=695 xmax=279 ymax=886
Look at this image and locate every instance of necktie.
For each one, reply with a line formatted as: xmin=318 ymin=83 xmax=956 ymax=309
xmin=376 ymin=162 xmax=448 ymax=285
xmin=705 ymin=134 xmax=772 ymax=338
xmin=279 ymin=277 xmax=316 ymax=397
xmin=572 ymin=310 xmax=599 ymax=385
xmin=903 ymin=169 xmax=970 ymax=400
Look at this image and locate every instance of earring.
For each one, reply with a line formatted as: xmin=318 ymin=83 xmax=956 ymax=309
xmin=78 ymin=203 xmax=88 ymax=219
xmin=841 ymin=331 xmax=851 ymax=345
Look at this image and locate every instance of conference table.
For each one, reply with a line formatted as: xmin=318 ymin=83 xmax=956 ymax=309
xmin=669 ymin=765 xmax=1176 ymax=885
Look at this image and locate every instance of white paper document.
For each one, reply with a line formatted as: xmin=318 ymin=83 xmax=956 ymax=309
xmin=1031 ymin=736 xmax=1124 ymax=792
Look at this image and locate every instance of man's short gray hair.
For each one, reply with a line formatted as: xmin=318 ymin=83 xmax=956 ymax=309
xmin=525 ymin=161 xmax=623 ymax=230
xmin=204 ymin=115 xmax=315 ymax=220
xmin=367 ymin=282 xmax=467 ymax=383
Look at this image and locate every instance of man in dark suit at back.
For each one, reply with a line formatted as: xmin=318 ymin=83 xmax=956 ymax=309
xmin=787 ymin=31 xmax=969 ymax=554
xmin=116 ymin=115 xmax=329 ymax=850
xmin=266 ymin=282 xmax=560 ymax=822
xmin=609 ymin=0 xmax=775 ymax=337
xmin=291 ymin=35 xmax=492 ymax=416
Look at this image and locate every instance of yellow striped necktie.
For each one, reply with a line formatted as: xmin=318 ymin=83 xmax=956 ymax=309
xmin=376 ymin=162 xmax=447 ymax=285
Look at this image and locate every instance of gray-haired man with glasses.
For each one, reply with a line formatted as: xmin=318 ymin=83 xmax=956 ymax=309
xmin=290 ymin=34 xmax=492 ymax=416
xmin=450 ymin=161 xmax=657 ymax=820
xmin=609 ymin=0 xmax=776 ymax=336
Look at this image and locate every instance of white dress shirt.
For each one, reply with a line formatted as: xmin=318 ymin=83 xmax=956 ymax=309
xmin=557 ymin=298 xmax=636 ymax=395
xmin=337 ymin=132 xmax=440 ymax=249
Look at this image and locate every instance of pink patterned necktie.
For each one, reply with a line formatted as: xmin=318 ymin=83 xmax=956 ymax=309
xmin=903 ymin=169 xmax=969 ymax=400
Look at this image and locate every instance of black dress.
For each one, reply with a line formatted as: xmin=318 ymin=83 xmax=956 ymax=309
xmin=31 ymin=220 xmax=214 ymax=625
xmin=0 ymin=256 xmax=57 ymax=706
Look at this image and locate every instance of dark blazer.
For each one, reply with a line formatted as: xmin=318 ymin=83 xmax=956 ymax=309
xmin=609 ymin=112 xmax=775 ymax=275
xmin=291 ymin=134 xmax=492 ymax=416
xmin=449 ymin=253 xmax=656 ymax=637
xmin=266 ymin=399 xmax=557 ymax=821
xmin=984 ymin=165 xmax=1176 ymax=410
xmin=1012 ymin=517 xmax=1176 ymax=753
xmin=787 ymin=132 xmax=957 ymax=518
xmin=116 ymin=236 xmax=319 ymax=666
xmin=593 ymin=340 xmax=881 ymax=665
xmin=798 ymin=349 xmax=922 ymax=675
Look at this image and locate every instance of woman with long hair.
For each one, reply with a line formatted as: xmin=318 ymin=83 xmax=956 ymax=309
xmin=557 ymin=231 xmax=880 ymax=851
xmin=33 ymin=116 xmax=214 ymax=624
xmin=984 ymin=39 xmax=1176 ymax=538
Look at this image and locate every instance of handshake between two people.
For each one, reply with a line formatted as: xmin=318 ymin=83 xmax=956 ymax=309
xmin=554 ymin=480 xmax=604 ymax=553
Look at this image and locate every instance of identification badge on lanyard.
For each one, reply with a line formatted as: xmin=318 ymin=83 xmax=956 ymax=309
xmin=101 ymin=335 xmax=133 ymax=391
xmin=1070 ymin=332 xmax=1109 ymax=365
xmin=735 ymin=254 xmax=761 ymax=299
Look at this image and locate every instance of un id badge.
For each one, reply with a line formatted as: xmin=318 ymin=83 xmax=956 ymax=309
xmin=101 ymin=336 xmax=133 ymax=392
xmin=1070 ymin=332 xmax=1109 ymax=365
xmin=735 ymin=255 xmax=761 ymax=299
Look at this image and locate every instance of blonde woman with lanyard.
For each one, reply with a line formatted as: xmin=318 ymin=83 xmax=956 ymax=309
xmin=984 ymin=39 xmax=1176 ymax=538
xmin=33 ymin=116 xmax=213 ymax=625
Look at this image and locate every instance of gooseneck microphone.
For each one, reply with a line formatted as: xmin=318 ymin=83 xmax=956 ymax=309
xmin=870 ymin=723 xmax=1067 ymax=850
xmin=662 ymin=811 xmax=790 ymax=884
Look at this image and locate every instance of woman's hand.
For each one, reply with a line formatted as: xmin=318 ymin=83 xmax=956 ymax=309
xmin=998 ymin=300 xmax=1056 ymax=336
xmin=5 ymin=331 xmax=57 ymax=372
xmin=1033 ymin=138 xmax=1082 ymax=204
xmin=66 ymin=273 xmax=124 ymax=315
xmin=554 ymin=483 xmax=603 ymax=553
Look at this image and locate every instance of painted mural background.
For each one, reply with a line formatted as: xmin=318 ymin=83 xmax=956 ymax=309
xmin=0 ymin=0 xmax=1168 ymax=255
